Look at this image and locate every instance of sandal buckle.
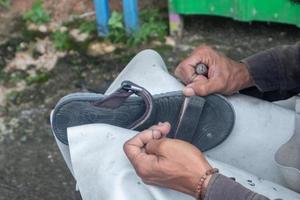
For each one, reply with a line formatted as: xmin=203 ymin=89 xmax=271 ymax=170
xmin=121 ymin=81 xmax=143 ymax=93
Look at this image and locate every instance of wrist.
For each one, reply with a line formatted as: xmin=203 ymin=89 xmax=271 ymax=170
xmin=198 ymin=174 xmax=212 ymax=200
xmin=239 ymin=62 xmax=254 ymax=89
xmin=183 ymin=165 xmax=211 ymax=197
xmin=202 ymin=174 xmax=212 ymax=192
xmin=194 ymin=168 xmax=219 ymax=200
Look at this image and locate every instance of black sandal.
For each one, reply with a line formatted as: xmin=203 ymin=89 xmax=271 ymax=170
xmin=51 ymin=81 xmax=235 ymax=151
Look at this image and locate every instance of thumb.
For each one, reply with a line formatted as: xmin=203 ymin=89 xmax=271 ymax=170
xmin=185 ymin=79 xmax=222 ymax=96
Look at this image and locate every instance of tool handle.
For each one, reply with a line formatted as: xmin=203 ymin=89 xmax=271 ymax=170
xmin=195 ymin=63 xmax=208 ymax=77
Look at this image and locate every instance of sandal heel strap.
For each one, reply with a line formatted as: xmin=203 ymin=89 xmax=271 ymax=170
xmin=93 ymin=81 xmax=154 ymax=129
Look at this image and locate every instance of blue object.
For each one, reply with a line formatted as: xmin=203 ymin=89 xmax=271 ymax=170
xmin=123 ymin=0 xmax=139 ymax=33
xmin=94 ymin=0 xmax=110 ymax=36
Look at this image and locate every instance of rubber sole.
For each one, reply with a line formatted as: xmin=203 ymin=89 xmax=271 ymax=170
xmin=51 ymin=91 xmax=235 ymax=151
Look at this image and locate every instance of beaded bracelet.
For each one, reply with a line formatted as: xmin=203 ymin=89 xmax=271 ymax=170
xmin=195 ymin=168 xmax=219 ymax=200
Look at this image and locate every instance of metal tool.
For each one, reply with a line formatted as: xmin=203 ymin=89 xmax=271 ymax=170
xmin=175 ymin=63 xmax=209 ymax=138
xmin=195 ymin=63 xmax=208 ymax=77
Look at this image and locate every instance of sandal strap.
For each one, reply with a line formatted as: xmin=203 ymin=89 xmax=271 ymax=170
xmin=174 ymin=96 xmax=206 ymax=142
xmin=93 ymin=81 xmax=154 ymax=129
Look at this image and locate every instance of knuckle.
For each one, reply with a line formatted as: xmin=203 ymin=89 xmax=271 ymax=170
xmin=174 ymin=67 xmax=182 ymax=76
xmin=177 ymin=65 xmax=186 ymax=75
xmin=123 ymin=141 xmax=130 ymax=154
xmin=198 ymin=44 xmax=212 ymax=52
xmin=177 ymin=62 xmax=185 ymax=69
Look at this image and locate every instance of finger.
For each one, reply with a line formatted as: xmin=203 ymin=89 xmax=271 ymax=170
xmin=145 ymin=138 xmax=166 ymax=155
xmin=186 ymin=77 xmax=222 ymax=96
xmin=123 ymin=129 xmax=158 ymax=162
xmin=156 ymin=122 xmax=171 ymax=137
xmin=148 ymin=125 xmax=163 ymax=139
xmin=175 ymin=63 xmax=196 ymax=84
xmin=175 ymin=52 xmax=203 ymax=84
xmin=124 ymin=122 xmax=172 ymax=159
xmin=148 ymin=122 xmax=171 ymax=138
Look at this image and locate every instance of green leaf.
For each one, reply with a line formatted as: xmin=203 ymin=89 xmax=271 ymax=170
xmin=52 ymin=31 xmax=72 ymax=50
xmin=23 ymin=0 xmax=51 ymax=25
xmin=109 ymin=11 xmax=124 ymax=29
xmin=100 ymin=9 xmax=167 ymax=47
xmin=79 ymin=20 xmax=97 ymax=34
xmin=26 ymin=72 xmax=49 ymax=85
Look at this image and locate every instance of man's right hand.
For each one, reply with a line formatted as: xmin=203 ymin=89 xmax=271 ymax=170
xmin=175 ymin=45 xmax=254 ymax=96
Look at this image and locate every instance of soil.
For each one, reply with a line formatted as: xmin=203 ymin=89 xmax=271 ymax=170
xmin=0 ymin=13 xmax=300 ymax=200
xmin=0 ymin=0 xmax=167 ymax=42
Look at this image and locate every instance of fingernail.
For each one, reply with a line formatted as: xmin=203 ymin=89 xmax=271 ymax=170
xmin=152 ymin=129 xmax=162 ymax=139
xmin=183 ymin=87 xmax=195 ymax=96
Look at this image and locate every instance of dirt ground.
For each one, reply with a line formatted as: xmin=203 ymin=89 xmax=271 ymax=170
xmin=1 ymin=13 xmax=300 ymax=200
xmin=0 ymin=0 xmax=167 ymax=44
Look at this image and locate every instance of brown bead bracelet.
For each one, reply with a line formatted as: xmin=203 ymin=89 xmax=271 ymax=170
xmin=195 ymin=168 xmax=219 ymax=200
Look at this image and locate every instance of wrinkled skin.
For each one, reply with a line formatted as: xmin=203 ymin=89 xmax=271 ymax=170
xmin=123 ymin=122 xmax=212 ymax=197
xmin=175 ymin=45 xmax=254 ymax=96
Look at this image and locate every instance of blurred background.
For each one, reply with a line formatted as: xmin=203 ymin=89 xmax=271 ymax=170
xmin=0 ymin=0 xmax=300 ymax=199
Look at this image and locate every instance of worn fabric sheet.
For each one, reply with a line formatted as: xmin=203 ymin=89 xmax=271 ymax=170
xmin=67 ymin=124 xmax=300 ymax=200
xmin=53 ymin=50 xmax=300 ymax=199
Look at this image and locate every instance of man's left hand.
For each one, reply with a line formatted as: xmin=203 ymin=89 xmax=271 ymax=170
xmin=123 ymin=122 xmax=212 ymax=197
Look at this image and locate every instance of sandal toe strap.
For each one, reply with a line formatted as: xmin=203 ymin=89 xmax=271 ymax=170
xmin=174 ymin=96 xmax=206 ymax=142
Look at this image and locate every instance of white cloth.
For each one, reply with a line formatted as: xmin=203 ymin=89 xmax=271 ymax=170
xmin=53 ymin=50 xmax=300 ymax=199
xmin=275 ymin=98 xmax=300 ymax=192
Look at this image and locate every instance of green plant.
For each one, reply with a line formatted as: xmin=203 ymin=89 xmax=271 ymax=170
xmin=79 ymin=20 xmax=97 ymax=35
xmin=106 ymin=9 xmax=167 ymax=46
xmin=128 ymin=9 xmax=167 ymax=46
xmin=0 ymin=0 xmax=11 ymax=9
xmin=52 ymin=30 xmax=72 ymax=50
xmin=26 ymin=72 xmax=49 ymax=85
xmin=23 ymin=0 xmax=51 ymax=24
xmin=107 ymin=11 xmax=127 ymax=44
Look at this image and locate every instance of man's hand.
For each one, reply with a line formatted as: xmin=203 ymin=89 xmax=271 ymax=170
xmin=123 ymin=122 xmax=212 ymax=197
xmin=175 ymin=45 xmax=254 ymax=96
